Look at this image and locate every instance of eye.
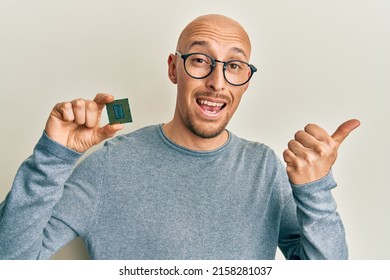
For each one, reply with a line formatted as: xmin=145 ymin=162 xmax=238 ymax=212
xmin=188 ymin=54 xmax=212 ymax=69
xmin=227 ymin=62 xmax=243 ymax=71
xmin=194 ymin=58 xmax=206 ymax=64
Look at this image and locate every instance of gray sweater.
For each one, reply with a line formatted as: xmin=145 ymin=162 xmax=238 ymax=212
xmin=0 ymin=125 xmax=347 ymax=259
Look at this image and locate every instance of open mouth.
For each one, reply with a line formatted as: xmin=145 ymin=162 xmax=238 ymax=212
xmin=196 ymin=99 xmax=227 ymax=116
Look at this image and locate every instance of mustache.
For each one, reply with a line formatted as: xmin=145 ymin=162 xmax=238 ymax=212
xmin=194 ymin=91 xmax=231 ymax=104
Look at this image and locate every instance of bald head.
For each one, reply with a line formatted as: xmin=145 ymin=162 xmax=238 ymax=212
xmin=177 ymin=14 xmax=252 ymax=60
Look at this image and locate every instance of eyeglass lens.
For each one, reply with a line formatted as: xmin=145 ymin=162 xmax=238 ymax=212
xmin=184 ymin=53 xmax=253 ymax=85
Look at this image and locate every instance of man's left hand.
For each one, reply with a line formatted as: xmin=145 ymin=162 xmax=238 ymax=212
xmin=283 ymin=119 xmax=360 ymax=185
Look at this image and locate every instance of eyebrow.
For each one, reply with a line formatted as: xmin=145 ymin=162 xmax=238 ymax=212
xmin=188 ymin=40 xmax=209 ymax=50
xmin=187 ymin=40 xmax=248 ymax=60
xmin=230 ymin=47 xmax=248 ymax=60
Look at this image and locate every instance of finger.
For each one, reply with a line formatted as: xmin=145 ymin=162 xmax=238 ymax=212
xmin=283 ymin=148 xmax=298 ymax=164
xmin=304 ymin=123 xmax=329 ymax=141
xmin=294 ymin=130 xmax=318 ymax=148
xmin=71 ymin=99 xmax=86 ymax=125
xmin=331 ymin=119 xmax=361 ymax=145
xmin=287 ymin=139 xmax=308 ymax=158
xmin=96 ymin=123 xmax=124 ymax=142
xmin=93 ymin=93 xmax=115 ymax=111
xmin=53 ymin=102 xmax=75 ymax=122
xmin=85 ymin=100 xmax=99 ymax=128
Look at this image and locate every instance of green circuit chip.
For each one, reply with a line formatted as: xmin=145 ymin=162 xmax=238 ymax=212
xmin=106 ymin=98 xmax=132 ymax=124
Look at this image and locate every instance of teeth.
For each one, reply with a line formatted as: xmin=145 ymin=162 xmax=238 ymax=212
xmin=199 ymin=100 xmax=224 ymax=107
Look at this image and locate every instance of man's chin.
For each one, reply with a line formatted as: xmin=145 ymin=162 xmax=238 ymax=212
xmin=187 ymin=121 xmax=227 ymax=139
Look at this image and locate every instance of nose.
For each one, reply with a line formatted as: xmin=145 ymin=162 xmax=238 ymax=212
xmin=205 ymin=61 xmax=226 ymax=91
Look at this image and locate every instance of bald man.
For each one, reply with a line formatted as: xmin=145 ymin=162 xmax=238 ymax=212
xmin=0 ymin=14 xmax=359 ymax=260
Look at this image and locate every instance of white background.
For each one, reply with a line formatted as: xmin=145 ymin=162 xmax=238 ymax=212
xmin=0 ymin=0 xmax=389 ymax=259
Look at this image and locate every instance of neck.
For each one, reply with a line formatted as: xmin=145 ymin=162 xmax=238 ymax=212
xmin=162 ymin=120 xmax=229 ymax=151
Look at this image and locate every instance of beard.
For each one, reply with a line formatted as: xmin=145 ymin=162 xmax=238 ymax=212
xmin=184 ymin=117 xmax=229 ymax=139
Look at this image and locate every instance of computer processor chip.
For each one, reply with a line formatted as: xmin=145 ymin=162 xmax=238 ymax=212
xmin=106 ymin=98 xmax=132 ymax=124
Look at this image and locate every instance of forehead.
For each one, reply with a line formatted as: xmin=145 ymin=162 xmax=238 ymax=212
xmin=178 ymin=17 xmax=251 ymax=59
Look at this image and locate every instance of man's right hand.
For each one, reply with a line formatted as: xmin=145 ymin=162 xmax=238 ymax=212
xmin=45 ymin=93 xmax=124 ymax=153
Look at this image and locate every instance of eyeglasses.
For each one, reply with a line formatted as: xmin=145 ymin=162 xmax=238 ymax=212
xmin=176 ymin=51 xmax=257 ymax=86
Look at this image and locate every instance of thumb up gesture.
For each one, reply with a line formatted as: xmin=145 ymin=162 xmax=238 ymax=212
xmin=283 ymin=119 xmax=360 ymax=185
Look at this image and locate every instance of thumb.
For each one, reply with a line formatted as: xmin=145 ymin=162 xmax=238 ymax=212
xmin=95 ymin=123 xmax=124 ymax=143
xmin=94 ymin=93 xmax=115 ymax=112
xmin=331 ymin=119 xmax=361 ymax=145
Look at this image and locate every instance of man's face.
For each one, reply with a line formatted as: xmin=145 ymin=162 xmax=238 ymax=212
xmin=168 ymin=16 xmax=252 ymax=139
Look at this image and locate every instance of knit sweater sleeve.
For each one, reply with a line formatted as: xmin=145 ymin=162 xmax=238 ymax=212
xmin=0 ymin=132 xmax=86 ymax=259
xmin=278 ymin=171 xmax=348 ymax=260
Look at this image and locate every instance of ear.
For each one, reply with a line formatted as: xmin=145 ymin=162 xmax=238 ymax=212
xmin=167 ymin=54 xmax=177 ymax=84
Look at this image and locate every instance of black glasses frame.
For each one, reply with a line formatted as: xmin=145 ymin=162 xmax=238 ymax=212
xmin=176 ymin=51 xmax=257 ymax=86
